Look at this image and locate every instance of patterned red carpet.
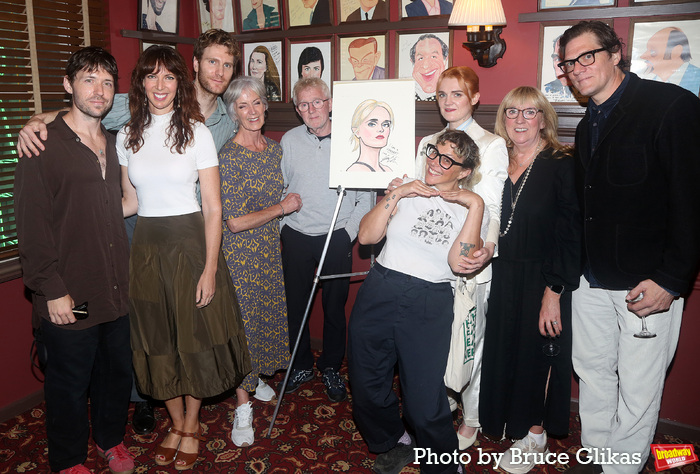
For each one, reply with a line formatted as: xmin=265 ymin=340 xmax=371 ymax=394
xmin=1 ymin=364 xmax=698 ymax=473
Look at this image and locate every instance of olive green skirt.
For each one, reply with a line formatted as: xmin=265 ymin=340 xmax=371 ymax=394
xmin=129 ymin=212 xmax=251 ymax=400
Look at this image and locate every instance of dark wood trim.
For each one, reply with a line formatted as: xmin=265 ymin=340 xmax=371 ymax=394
xmin=0 ymin=389 xmax=43 ymax=424
xmin=519 ymin=3 xmax=700 ymax=23
xmin=120 ymin=29 xmax=196 ymax=45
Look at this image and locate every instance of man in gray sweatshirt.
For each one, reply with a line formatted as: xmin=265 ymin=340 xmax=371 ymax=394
xmin=280 ymin=77 xmax=371 ymax=403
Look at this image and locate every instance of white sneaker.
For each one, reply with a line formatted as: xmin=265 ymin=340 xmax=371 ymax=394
xmin=253 ymin=378 xmax=276 ymax=402
xmin=231 ymin=401 xmax=254 ymax=447
xmin=497 ymin=432 xmax=549 ymax=474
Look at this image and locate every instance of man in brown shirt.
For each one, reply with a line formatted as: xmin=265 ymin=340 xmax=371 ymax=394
xmin=15 ymin=47 xmax=134 ymax=474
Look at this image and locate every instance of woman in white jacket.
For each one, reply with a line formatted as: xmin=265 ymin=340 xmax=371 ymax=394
xmin=415 ymin=66 xmax=508 ymax=449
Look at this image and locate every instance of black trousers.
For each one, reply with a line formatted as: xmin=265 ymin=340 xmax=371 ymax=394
xmin=281 ymin=225 xmax=352 ymax=372
xmin=42 ymin=315 xmax=132 ymax=471
xmin=348 ymin=265 xmax=458 ymax=474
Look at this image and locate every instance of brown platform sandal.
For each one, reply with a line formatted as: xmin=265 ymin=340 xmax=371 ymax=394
xmin=154 ymin=427 xmax=185 ymax=466
xmin=174 ymin=428 xmax=204 ymax=471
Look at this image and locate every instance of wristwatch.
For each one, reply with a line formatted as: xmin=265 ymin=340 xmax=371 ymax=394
xmin=548 ymin=284 xmax=565 ymax=295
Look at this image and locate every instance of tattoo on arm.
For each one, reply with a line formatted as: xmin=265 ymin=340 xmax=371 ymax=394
xmin=459 ymin=242 xmax=475 ymax=257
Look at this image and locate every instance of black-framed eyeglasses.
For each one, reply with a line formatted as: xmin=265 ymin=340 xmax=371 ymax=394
xmin=557 ymin=47 xmax=608 ymax=74
xmin=425 ymin=144 xmax=469 ymax=170
xmin=296 ymin=98 xmax=329 ymax=112
xmin=504 ymin=108 xmax=542 ymax=120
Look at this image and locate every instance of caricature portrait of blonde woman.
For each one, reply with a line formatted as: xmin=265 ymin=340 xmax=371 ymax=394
xmin=346 ymin=99 xmax=394 ymax=172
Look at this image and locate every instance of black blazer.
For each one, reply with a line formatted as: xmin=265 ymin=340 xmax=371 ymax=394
xmin=575 ymin=73 xmax=700 ymax=294
xmin=346 ymin=0 xmax=386 ymax=21
xmin=310 ymin=0 xmax=330 ymax=24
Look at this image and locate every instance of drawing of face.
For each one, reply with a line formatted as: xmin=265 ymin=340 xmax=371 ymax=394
xmin=359 ymin=0 xmax=378 ymax=10
xmin=412 ymin=38 xmax=446 ymax=94
xmin=354 ymin=106 xmax=391 ymax=149
xmin=551 ymin=37 xmax=573 ymax=87
xmin=251 ymin=0 xmax=263 ymax=9
xmin=149 ymin=0 xmax=167 ymax=15
xmin=349 ymin=42 xmax=380 ymax=80
xmin=301 ymin=60 xmax=323 ymax=78
xmin=209 ymin=0 xmax=226 ymax=28
xmin=640 ymin=28 xmax=681 ymax=79
xmin=248 ymin=51 xmax=267 ymax=78
xmin=302 ymin=0 xmax=318 ymax=9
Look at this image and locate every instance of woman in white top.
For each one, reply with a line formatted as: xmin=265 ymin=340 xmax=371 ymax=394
xmin=348 ymin=130 xmax=486 ymax=474
xmin=118 ymin=46 xmax=250 ymax=471
xmin=416 ymin=66 xmax=508 ymax=449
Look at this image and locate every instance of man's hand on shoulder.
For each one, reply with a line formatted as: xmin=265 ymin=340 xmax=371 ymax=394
xmin=626 ymin=279 xmax=675 ymax=318
xmin=17 ymin=110 xmax=63 ymax=158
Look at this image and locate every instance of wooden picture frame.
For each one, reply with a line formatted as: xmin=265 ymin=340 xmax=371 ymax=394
xmin=239 ymin=0 xmax=282 ymax=32
xmin=538 ymin=0 xmax=615 ymax=11
xmin=197 ymin=0 xmax=236 ymax=33
xmin=630 ymin=0 xmax=695 ymax=5
xmin=396 ymin=30 xmax=451 ymax=101
xmin=629 ymin=16 xmax=700 ymax=96
xmin=139 ymin=0 xmax=180 ymax=34
xmin=288 ymin=38 xmax=333 ymax=97
xmin=329 ymin=79 xmax=416 ymax=189
xmin=400 ymin=0 xmax=453 ymax=19
xmin=243 ymin=41 xmax=284 ymax=102
xmin=285 ymin=0 xmax=333 ymax=28
xmin=337 ymin=33 xmax=388 ymax=82
xmin=338 ymin=0 xmax=389 ymax=23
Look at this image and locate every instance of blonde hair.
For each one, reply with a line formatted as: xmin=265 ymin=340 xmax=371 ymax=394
xmin=494 ymin=86 xmax=569 ymax=158
xmin=349 ymin=99 xmax=394 ymax=152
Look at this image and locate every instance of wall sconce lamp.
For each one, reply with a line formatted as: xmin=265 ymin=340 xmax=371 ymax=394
xmin=448 ymin=0 xmax=507 ymax=68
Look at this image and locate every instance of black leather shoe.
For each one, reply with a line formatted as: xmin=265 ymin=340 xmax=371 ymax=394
xmin=132 ymin=401 xmax=156 ymax=435
xmin=373 ymin=436 xmax=416 ymax=474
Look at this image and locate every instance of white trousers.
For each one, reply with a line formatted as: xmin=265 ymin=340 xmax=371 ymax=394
xmin=460 ymin=281 xmax=490 ymax=427
xmin=572 ymin=276 xmax=683 ymax=474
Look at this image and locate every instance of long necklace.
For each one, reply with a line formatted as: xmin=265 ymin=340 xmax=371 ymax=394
xmin=500 ymin=140 xmax=542 ymax=237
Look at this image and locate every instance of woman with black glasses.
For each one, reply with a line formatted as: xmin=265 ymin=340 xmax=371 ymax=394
xmin=348 ymin=130 xmax=488 ymax=474
xmin=478 ymin=86 xmax=581 ymax=474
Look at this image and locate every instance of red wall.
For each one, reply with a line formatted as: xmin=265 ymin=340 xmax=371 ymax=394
xmin=0 ymin=278 xmax=42 ymax=409
xmin=2 ymin=0 xmax=698 ymax=429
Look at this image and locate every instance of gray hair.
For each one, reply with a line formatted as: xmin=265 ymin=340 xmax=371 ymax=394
xmin=223 ymin=76 xmax=268 ymax=127
xmin=292 ymin=77 xmax=330 ymax=105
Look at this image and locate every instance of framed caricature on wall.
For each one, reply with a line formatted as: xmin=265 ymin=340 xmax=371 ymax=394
xmin=338 ymin=0 xmax=389 ymax=22
xmin=401 ymin=0 xmax=453 ymax=18
xmin=286 ymin=0 xmax=332 ymax=27
xmin=240 ymin=0 xmax=281 ymax=32
xmin=243 ymin=41 xmax=284 ymax=101
xmin=197 ymin=0 xmax=236 ymax=32
xmin=338 ymin=34 xmax=387 ymax=82
xmin=538 ymin=0 xmax=615 ymax=10
xmin=289 ymin=39 xmax=333 ymax=94
xmin=629 ymin=16 xmax=700 ymax=96
xmin=396 ymin=31 xmax=451 ymax=101
xmin=139 ymin=0 xmax=180 ymax=34
xmin=329 ymin=79 xmax=415 ymax=189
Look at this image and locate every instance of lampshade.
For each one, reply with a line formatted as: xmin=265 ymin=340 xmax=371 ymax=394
xmin=448 ymin=0 xmax=507 ymax=27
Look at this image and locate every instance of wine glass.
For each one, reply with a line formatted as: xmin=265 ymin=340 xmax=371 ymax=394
xmin=542 ymin=337 xmax=560 ymax=357
xmin=628 ymin=291 xmax=657 ymax=339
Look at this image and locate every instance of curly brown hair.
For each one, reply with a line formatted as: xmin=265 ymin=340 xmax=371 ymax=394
xmin=125 ymin=45 xmax=204 ymax=154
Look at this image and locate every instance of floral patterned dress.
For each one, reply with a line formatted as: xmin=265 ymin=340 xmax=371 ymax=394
xmin=219 ymin=137 xmax=290 ymax=392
